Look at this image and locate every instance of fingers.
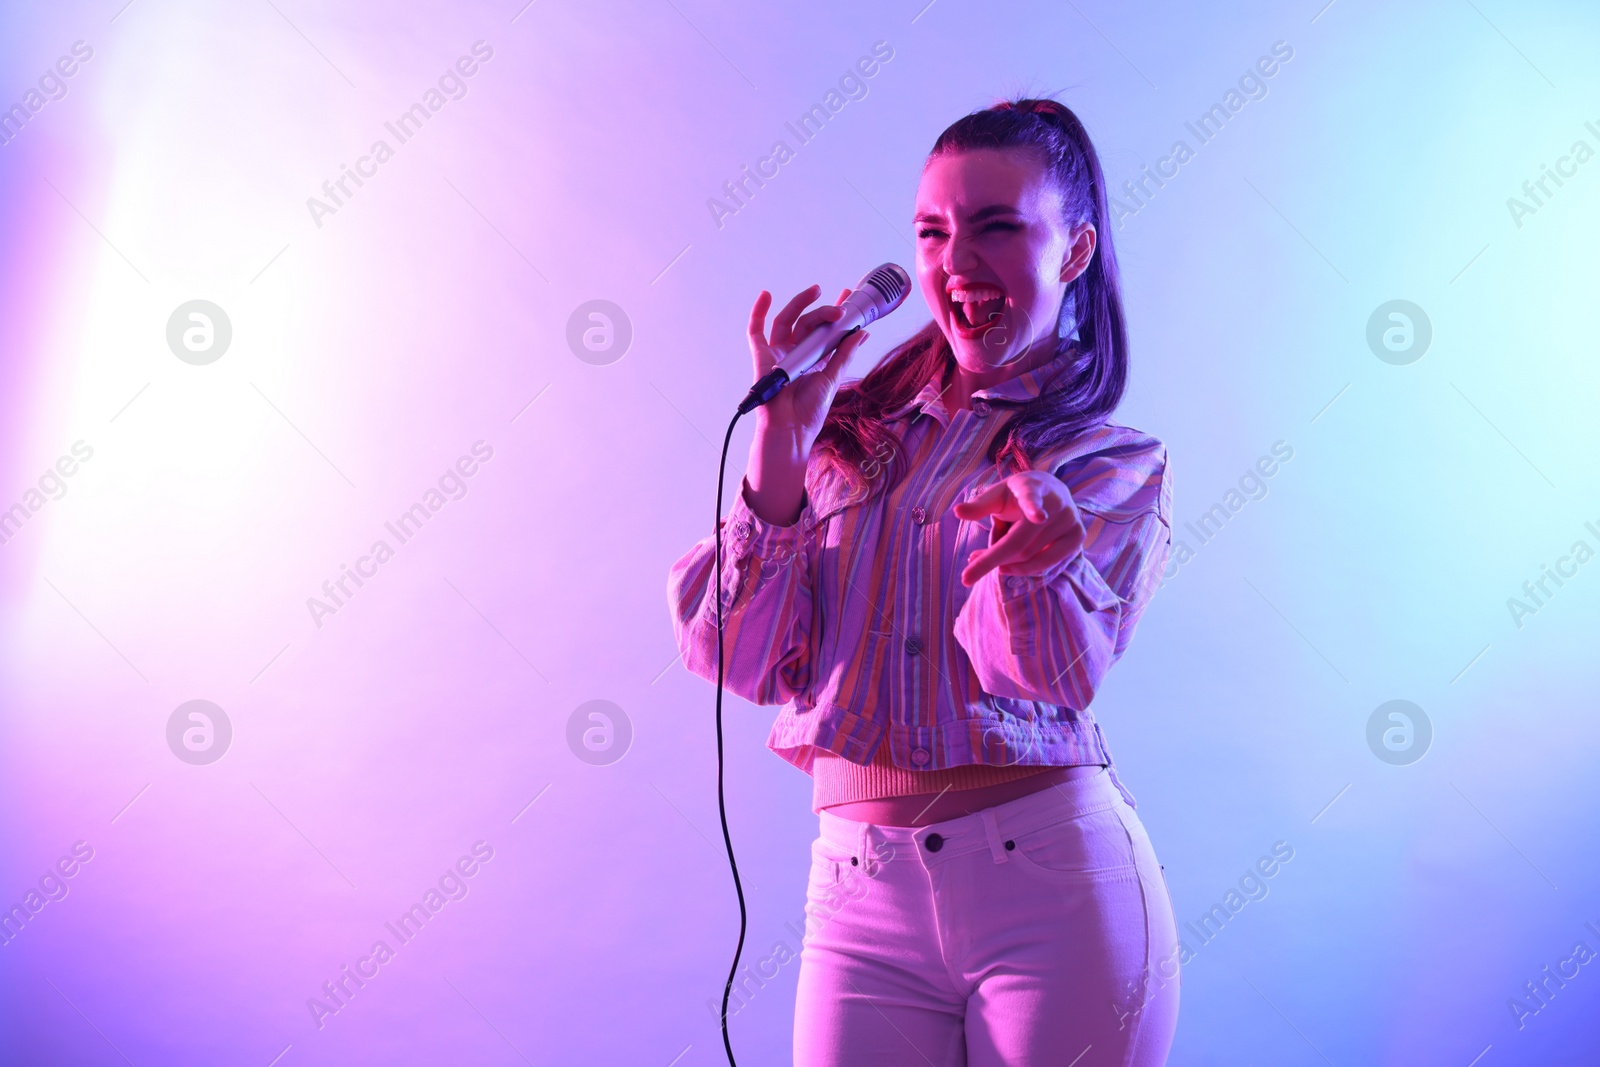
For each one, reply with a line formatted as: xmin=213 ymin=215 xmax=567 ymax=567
xmin=1013 ymin=480 xmax=1050 ymax=524
xmin=955 ymin=480 xmax=1077 ymax=584
xmin=771 ymin=284 xmax=822 ymax=348
xmin=997 ymin=530 xmax=1084 ymax=577
xmin=818 ymin=328 xmax=868 ymax=387
xmin=962 ymin=520 xmax=1044 ymax=585
xmin=748 ymin=290 xmax=775 ymax=372
xmin=952 ymin=480 xmax=1010 ymax=519
xmin=963 ymin=513 xmax=1073 ymax=584
xmin=787 ymin=303 xmax=846 ymax=349
xmin=962 ymin=508 xmax=1085 ymax=584
xmin=955 ymin=474 xmax=1059 ymax=523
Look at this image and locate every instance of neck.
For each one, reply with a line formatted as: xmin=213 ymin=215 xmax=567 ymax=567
xmin=944 ymin=340 xmax=1062 ymax=410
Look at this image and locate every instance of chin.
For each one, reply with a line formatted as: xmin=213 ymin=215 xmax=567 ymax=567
xmin=947 ymin=344 xmax=1009 ymax=377
xmin=944 ymin=321 xmax=1023 ymax=369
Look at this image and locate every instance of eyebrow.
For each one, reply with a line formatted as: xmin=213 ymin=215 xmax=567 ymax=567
xmin=913 ymin=204 xmax=1023 ymax=226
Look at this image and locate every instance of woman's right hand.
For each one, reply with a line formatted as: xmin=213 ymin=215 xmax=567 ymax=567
xmin=747 ymin=284 xmax=871 ymax=448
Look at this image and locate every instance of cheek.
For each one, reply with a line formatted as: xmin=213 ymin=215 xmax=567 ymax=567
xmin=999 ymin=283 xmax=1051 ymax=343
xmin=1019 ymin=253 xmax=1072 ymax=335
xmin=993 ymin=247 xmax=1050 ymax=312
xmin=915 ymin=263 xmax=946 ymax=313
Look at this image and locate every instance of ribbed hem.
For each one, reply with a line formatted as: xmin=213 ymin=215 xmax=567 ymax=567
xmin=811 ymin=742 xmax=1052 ymax=812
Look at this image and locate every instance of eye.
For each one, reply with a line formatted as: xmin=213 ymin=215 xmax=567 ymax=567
xmin=917 ymin=227 xmax=947 ymax=240
xmin=983 ymin=221 xmax=1021 ymax=232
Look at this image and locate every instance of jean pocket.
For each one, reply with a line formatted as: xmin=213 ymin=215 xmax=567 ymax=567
xmin=808 ymin=835 xmax=856 ymax=890
xmin=1006 ymin=805 xmax=1139 ymax=876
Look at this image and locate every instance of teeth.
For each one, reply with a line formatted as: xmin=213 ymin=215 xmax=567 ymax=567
xmin=949 ymin=285 xmax=1003 ymax=329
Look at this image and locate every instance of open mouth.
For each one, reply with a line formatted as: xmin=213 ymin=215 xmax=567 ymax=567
xmin=947 ymin=285 xmax=1006 ymax=335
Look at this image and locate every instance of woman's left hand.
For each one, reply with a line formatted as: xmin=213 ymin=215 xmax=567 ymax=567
xmin=953 ymin=470 xmax=1086 ymax=587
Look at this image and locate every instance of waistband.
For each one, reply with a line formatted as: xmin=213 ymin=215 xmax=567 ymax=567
xmin=816 ymin=764 xmax=1129 ymax=870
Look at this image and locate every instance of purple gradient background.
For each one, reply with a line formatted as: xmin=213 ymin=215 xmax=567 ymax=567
xmin=3 ymin=1 xmax=1599 ymax=1064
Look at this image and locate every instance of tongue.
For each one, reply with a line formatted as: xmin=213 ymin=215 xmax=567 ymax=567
xmin=966 ymin=298 xmax=1003 ymax=326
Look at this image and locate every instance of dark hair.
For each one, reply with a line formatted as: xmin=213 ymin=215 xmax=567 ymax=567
xmin=812 ymin=97 xmax=1128 ymax=495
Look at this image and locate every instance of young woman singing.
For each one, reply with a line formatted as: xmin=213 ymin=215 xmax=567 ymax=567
xmin=668 ymin=98 xmax=1180 ymax=1066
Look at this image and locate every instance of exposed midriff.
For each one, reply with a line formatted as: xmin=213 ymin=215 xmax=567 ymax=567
xmin=811 ymin=741 xmax=1105 ymax=826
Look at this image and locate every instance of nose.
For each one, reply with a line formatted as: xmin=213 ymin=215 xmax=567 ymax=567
xmin=940 ymin=226 xmax=982 ymax=277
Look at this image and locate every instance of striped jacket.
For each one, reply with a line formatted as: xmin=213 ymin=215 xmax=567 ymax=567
xmin=666 ymin=346 xmax=1172 ymax=807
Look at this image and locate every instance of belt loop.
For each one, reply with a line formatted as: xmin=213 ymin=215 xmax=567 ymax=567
xmin=858 ymin=822 xmax=877 ymax=876
xmin=1106 ymin=763 xmax=1138 ymax=810
xmin=980 ymin=808 xmax=1009 ymax=864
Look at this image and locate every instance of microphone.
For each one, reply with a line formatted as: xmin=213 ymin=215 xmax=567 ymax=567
xmin=737 ymin=263 xmax=912 ymax=414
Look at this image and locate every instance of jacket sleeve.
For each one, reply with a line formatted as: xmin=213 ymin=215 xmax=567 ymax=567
xmin=665 ymin=474 xmax=820 ymax=706
xmin=952 ymin=437 xmax=1171 ymax=708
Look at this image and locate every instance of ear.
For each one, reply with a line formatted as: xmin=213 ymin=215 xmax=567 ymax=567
xmin=1059 ymin=222 xmax=1097 ymax=284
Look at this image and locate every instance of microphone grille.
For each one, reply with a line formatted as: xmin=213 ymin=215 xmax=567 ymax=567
xmin=858 ymin=263 xmax=912 ymax=310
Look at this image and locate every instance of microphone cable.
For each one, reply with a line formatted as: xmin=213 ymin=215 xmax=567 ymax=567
xmin=711 ymin=408 xmax=748 ymax=1067
xmin=710 ymin=343 xmax=851 ymax=1067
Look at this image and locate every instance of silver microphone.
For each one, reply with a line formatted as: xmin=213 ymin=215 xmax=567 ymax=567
xmin=738 ymin=263 xmax=912 ymax=414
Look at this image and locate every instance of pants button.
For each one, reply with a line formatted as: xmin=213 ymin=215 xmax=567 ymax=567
xmin=924 ymin=833 xmax=944 ymax=852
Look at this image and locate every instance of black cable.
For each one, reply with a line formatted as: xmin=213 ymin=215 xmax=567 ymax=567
xmin=712 ymin=408 xmax=747 ymax=1067
xmin=714 ymin=342 xmax=846 ymax=1063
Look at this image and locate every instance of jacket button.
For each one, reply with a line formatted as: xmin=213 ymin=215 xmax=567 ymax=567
xmin=904 ymin=638 xmax=921 ymax=655
xmin=972 ymin=399 xmax=991 ymax=417
xmin=924 ymin=832 xmax=944 ymax=852
xmin=911 ymin=505 xmax=927 ymax=525
xmin=733 ymin=521 xmax=751 ymax=540
xmin=1005 ymin=576 xmax=1026 ymax=592
xmin=910 ymin=747 xmax=930 ymax=766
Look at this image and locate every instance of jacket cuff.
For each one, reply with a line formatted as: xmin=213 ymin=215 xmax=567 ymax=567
xmin=997 ymin=548 xmax=1119 ymax=613
xmin=725 ymin=475 xmax=815 ymax=557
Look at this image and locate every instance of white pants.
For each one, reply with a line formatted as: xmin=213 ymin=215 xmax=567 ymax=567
xmin=794 ymin=766 xmax=1180 ymax=1065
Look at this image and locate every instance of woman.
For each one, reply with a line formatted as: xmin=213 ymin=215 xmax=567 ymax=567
xmin=667 ymin=98 xmax=1179 ymax=1066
